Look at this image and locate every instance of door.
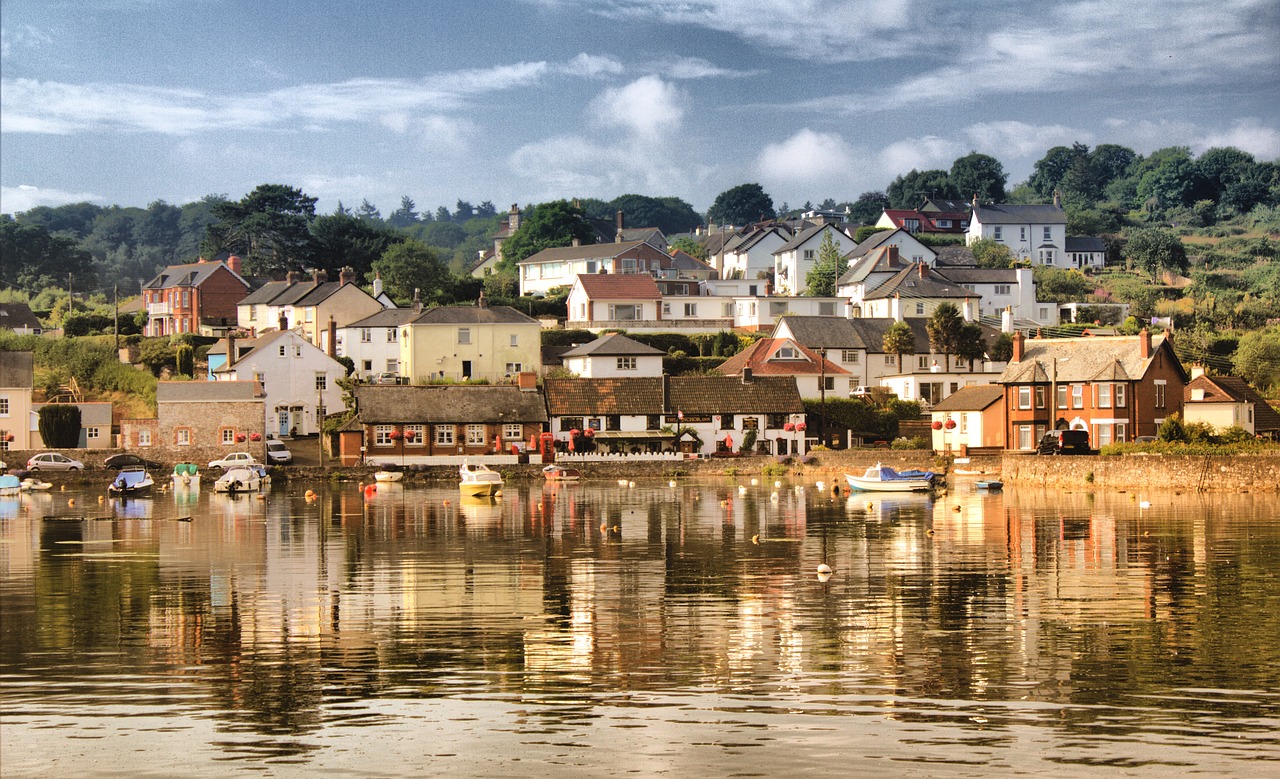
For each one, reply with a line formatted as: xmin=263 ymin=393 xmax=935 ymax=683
xmin=279 ymin=410 xmax=290 ymax=438
xmin=462 ymin=360 xmax=472 ymax=380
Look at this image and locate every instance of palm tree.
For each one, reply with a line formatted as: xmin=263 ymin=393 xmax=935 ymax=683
xmin=926 ymin=302 xmax=964 ymax=371
xmin=883 ymin=320 xmax=916 ymax=372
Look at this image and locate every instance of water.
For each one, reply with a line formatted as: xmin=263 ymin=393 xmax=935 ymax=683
xmin=2 ymin=477 xmax=1278 ymax=777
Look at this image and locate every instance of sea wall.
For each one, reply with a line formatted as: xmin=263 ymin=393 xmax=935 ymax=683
xmin=997 ymin=453 xmax=1280 ymax=493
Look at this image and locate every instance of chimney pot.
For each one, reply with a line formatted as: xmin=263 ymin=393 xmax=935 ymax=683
xmin=339 ymin=267 xmax=354 ymax=285
xmin=1012 ymin=330 xmax=1025 ymax=362
xmin=1140 ymin=327 xmax=1151 ymax=359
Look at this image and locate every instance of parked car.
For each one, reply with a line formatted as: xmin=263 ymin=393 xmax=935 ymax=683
xmin=27 ymin=452 xmax=85 ymax=471
xmin=1135 ymin=436 xmax=1158 ymax=443
xmin=208 ymin=452 xmax=260 ymax=471
xmin=371 ymin=372 xmax=400 ymax=385
xmin=850 ymin=386 xmax=875 ymax=397
xmin=1036 ymin=429 xmax=1092 ymax=455
xmin=104 ymin=453 xmax=165 ymax=471
xmin=265 ymin=440 xmax=293 ymax=465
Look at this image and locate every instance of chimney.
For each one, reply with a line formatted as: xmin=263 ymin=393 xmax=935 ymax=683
xmin=971 ymin=193 xmax=979 ymax=208
xmin=279 ymin=313 xmax=289 ymax=332
xmin=286 ymin=270 xmax=298 ymax=285
xmin=615 ymin=210 xmax=625 ymax=242
xmin=887 ymin=245 xmax=899 ymax=264
xmin=509 ymin=203 xmax=521 ymax=232
xmin=412 ymin=288 xmax=422 ymax=313
xmin=312 ymin=269 xmax=327 ymax=286
xmin=327 ymin=317 xmax=337 ymax=357
xmin=1140 ymin=327 xmax=1151 ymax=359
xmin=962 ymin=297 xmax=973 ymax=322
xmin=741 ymin=367 xmax=753 ymax=384
xmin=572 ymin=237 xmax=581 ymax=247
xmin=1011 ymin=330 xmax=1025 ymax=362
xmin=662 ymin=374 xmax=671 ymax=411
xmin=1001 ymin=306 xmax=1014 ymax=334
xmin=517 ymin=371 xmax=537 ymax=391
xmin=372 ymin=272 xmax=383 ymax=300
xmin=339 ymin=266 xmax=354 ymax=285
xmin=891 ymin=294 xmax=903 ymax=323
xmin=224 ymin=333 xmax=236 ymax=369
xmin=1190 ymin=364 xmax=1206 ymax=380
xmin=918 ymin=261 xmax=927 ymax=279
xmin=227 ymin=255 xmax=242 ymax=275
xmin=1053 ymin=190 xmax=1062 ymax=208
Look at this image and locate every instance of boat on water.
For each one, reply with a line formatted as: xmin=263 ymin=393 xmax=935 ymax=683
xmin=108 ymin=466 xmax=154 ymax=496
xmin=19 ymin=477 xmax=52 ymax=491
xmin=542 ymin=464 xmax=581 ymax=482
xmin=172 ymin=462 xmax=201 ymax=488
xmin=845 ymin=463 xmax=936 ymax=492
xmin=975 ymin=479 xmax=1004 ymax=491
xmin=212 ymin=466 xmax=262 ymax=494
xmin=374 ymin=469 xmax=403 ymax=483
xmin=0 ymin=474 xmax=21 ymax=496
xmin=459 ymin=462 xmax=503 ymax=498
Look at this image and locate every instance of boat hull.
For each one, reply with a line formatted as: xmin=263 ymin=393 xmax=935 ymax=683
xmin=374 ymin=471 xmax=403 ymax=483
xmin=460 ymin=481 xmax=502 ymax=498
xmin=845 ymin=474 xmax=933 ymax=492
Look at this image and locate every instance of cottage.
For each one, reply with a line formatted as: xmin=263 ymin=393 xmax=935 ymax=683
xmin=1183 ymin=373 xmax=1280 ymax=440
xmin=120 ymin=381 xmax=267 ymax=462
xmin=0 ymin=351 xmax=35 ymax=452
xmin=212 ymin=329 xmax=347 ymax=437
xmin=928 ymin=384 xmax=1006 ymax=454
xmin=560 ymin=333 xmax=666 ymax=378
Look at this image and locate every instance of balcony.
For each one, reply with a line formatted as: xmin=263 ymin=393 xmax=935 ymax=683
xmin=148 ymin=302 xmax=173 ymax=316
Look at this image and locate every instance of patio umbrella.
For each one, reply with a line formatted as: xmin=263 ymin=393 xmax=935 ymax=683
xmin=724 ymin=433 xmax=733 ymax=451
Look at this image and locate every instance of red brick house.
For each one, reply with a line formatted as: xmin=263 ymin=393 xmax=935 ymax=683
xmin=997 ymin=329 xmax=1187 ymax=450
xmin=142 ymin=257 xmax=250 ymax=337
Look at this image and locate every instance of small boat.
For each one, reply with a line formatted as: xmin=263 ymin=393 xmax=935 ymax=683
xmin=108 ymin=466 xmax=154 ymax=496
xmin=19 ymin=477 xmax=52 ymax=491
xmin=213 ymin=466 xmax=262 ymax=494
xmin=542 ymin=464 xmax=581 ymax=482
xmin=172 ymin=462 xmax=201 ymax=488
xmin=975 ymin=480 xmax=1004 ymax=491
xmin=0 ymin=474 xmax=21 ymax=496
xmin=374 ymin=470 xmax=404 ymax=483
xmin=845 ymin=463 xmax=936 ymax=493
xmin=459 ymin=461 xmax=503 ymax=498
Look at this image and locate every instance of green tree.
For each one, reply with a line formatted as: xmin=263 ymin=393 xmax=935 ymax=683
xmin=950 ymin=152 xmax=1008 ymax=203
xmin=1033 ymin=267 xmax=1093 ymax=303
xmin=989 ymin=332 xmax=1014 ymax=362
xmin=886 ymin=169 xmax=955 ymax=209
xmin=0 ymin=220 xmax=96 ymax=295
xmin=804 ymin=230 xmax=846 ymax=296
xmin=371 ymin=240 xmax=453 ymax=305
xmin=1232 ymin=325 xmax=1280 ymax=392
xmin=926 ymin=302 xmax=964 ymax=371
xmin=202 ymin=184 xmax=318 ymax=275
xmin=1028 ymin=144 xmax=1087 ymax=199
xmin=955 ymin=322 xmax=987 ymax=371
xmin=498 ymin=200 xmax=596 ymax=267
xmin=308 ymin=213 xmax=401 ymax=280
xmin=175 ymin=344 xmax=194 ymax=377
xmin=1125 ymin=228 xmax=1188 ymax=281
xmin=37 ymin=404 xmax=82 ymax=449
xmin=846 ymin=191 xmax=890 ymax=224
xmin=969 ymin=237 xmax=1015 ymax=268
xmin=706 ymin=183 xmax=774 ymax=226
xmin=387 ymin=196 xmax=419 ymax=228
xmin=882 ymin=320 xmax=916 ymax=372
xmin=669 ymin=236 xmax=708 ymax=261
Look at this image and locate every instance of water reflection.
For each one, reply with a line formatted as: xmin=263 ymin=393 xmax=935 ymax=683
xmin=1 ymin=478 xmax=1278 ymax=776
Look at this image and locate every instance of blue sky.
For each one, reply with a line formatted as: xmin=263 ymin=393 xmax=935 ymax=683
xmin=3 ymin=0 xmax=1278 ymax=217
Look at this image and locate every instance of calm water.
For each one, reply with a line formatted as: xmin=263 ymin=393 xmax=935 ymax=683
xmin=1 ymin=475 xmax=1278 ymax=777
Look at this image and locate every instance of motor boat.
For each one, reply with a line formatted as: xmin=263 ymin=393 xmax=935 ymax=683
xmin=845 ymin=463 xmax=936 ymax=492
xmin=19 ymin=477 xmax=52 ymax=491
xmin=542 ymin=464 xmax=581 ymax=482
xmin=374 ymin=469 xmax=404 ymax=483
xmin=0 ymin=474 xmax=20 ymax=496
xmin=172 ymin=462 xmax=201 ymax=488
xmin=975 ymin=479 xmax=1004 ymax=491
xmin=213 ymin=466 xmax=262 ymax=494
xmin=108 ymin=466 xmax=155 ymax=496
xmin=459 ymin=461 xmax=503 ymax=498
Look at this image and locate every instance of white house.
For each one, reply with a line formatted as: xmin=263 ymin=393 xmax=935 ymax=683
xmin=1065 ymin=236 xmax=1107 ymax=270
xmin=566 ymin=273 xmax=664 ymax=331
xmin=212 ymin=329 xmax=347 ymax=437
xmin=772 ymin=223 xmax=857 ymax=296
xmin=853 ymin=262 xmax=979 ymax=321
xmin=967 ymin=193 xmax=1069 ymax=268
xmin=845 ymin=228 xmax=936 ymax=267
xmin=929 ymin=267 xmax=1044 ymax=324
xmin=337 ymin=308 xmax=421 ymax=381
xmin=561 ymin=333 xmax=666 ymax=378
xmin=720 ymin=224 xmax=792 ymax=281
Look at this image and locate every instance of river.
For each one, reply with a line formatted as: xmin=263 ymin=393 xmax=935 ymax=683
xmin=1 ymin=475 xmax=1277 ymax=777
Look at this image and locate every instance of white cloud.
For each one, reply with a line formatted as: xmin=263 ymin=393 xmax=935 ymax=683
xmin=588 ymin=76 xmax=685 ymax=138
xmin=559 ymin=53 xmax=624 ymax=78
xmin=379 ymin=113 xmax=476 ymax=154
xmin=664 ymin=57 xmax=758 ymax=80
xmin=756 ymin=129 xmax=856 ymax=183
xmin=1 ymin=184 xmax=105 ymax=215
xmin=875 ymin=136 xmax=960 ymax=177
xmin=509 ymin=133 xmax=710 ymax=201
xmin=1 ymin=24 xmax=55 ymax=59
xmin=1105 ymin=117 xmax=1280 ymax=161
xmin=963 ymin=122 xmax=1088 ymax=159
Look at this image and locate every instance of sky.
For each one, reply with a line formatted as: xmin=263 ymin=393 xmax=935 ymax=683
xmin=3 ymin=0 xmax=1279 ymax=218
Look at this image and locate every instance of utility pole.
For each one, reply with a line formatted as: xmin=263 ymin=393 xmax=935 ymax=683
xmin=113 ymin=285 xmax=120 ymax=351
xmin=317 ymin=387 xmax=324 ymax=468
xmin=819 ymin=347 xmax=827 ymax=447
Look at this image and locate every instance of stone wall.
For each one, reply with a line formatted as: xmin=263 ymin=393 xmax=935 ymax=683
xmin=999 ymin=453 xmax=1280 ymax=493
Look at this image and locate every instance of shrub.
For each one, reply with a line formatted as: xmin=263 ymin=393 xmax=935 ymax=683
xmin=890 ymin=436 xmax=929 ymax=450
xmin=1158 ymin=413 xmax=1187 ymax=442
xmin=37 ymin=404 xmax=81 ymax=449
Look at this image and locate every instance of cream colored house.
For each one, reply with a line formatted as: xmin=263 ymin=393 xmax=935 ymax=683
xmin=400 ymin=299 xmax=542 ymax=384
xmin=0 ymin=351 xmax=35 ymax=453
xmin=1182 ymin=374 xmax=1280 ymax=439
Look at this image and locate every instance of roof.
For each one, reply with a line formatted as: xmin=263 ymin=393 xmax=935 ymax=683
xmin=0 ymin=302 xmax=42 ymax=331
xmin=561 ymin=332 xmax=664 ymax=358
xmin=774 ymin=223 xmax=844 ymax=254
xmin=667 ymin=250 xmax=715 ymax=272
xmin=933 ymin=267 xmax=1019 ymax=284
xmin=929 ymin=384 xmax=1005 ymax=412
xmin=238 ymin=279 xmax=292 ymax=306
xmin=355 ymin=385 xmax=548 ymax=424
xmin=1066 ymin=236 xmax=1106 ymax=252
xmin=294 ymin=281 xmax=368 ymax=307
xmin=838 ymin=245 xmax=911 ymax=284
xmin=143 ymin=260 xmax=249 ymax=291
xmin=517 ymin=240 xmax=648 ymax=266
xmin=1185 ymin=375 xmax=1280 ymax=432
xmin=156 ymin=380 xmax=264 ymax=402
xmin=544 ymin=375 xmax=803 ymax=415
xmin=410 ymin=304 xmax=539 ymax=325
xmin=573 ymin=273 xmax=661 ymax=299
xmin=934 ymin=246 xmax=978 ymax=267
xmin=345 ymin=308 xmax=421 ymax=328
xmin=775 ymin=316 xmax=867 ymax=350
xmin=862 ymin=264 xmax=977 ymax=300
xmin=920 ymin=198 xmax=972 ymax=213
xmin=973 ymin=202 xmax=1067 ymax=225
xmin=999 ymin=333 xmax=1184 ymax=384
xmin=31 ymin=401 xmax=114 ymax=425
xmin=714 ymin=338 xmax=849 ymax=377
xmin=0 ymin=350 xmax=34 ymax=388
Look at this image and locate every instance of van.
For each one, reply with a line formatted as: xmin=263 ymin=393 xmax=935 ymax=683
xmin=1036 ymin=429 xmax=1092 ymax=455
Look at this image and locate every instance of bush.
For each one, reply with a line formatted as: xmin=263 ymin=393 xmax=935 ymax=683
xmin=1158 ymin=413 xmax=1187 ymax=442
xmin=37 ymin=404 xmax=81 ymax=448
xmin=890 ymin=436 xmax=929 ymax=450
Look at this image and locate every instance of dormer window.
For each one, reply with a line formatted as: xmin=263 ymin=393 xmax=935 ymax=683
xmin=775 ymin=346 xmax=799 ymax=359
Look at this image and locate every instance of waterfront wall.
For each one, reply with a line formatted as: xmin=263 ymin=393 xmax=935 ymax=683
xmin=996 ymin=454 xmax=1280 ymax=493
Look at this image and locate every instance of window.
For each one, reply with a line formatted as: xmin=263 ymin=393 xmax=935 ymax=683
xmin=606 ymin=415 xmax=621 ymax=431
xmin=1115 ymin=384 xmax=1126 ymax=408
xmin=918 ymin=355 xmax=931 ymax=370
xmin=457 ymin=328 xmax=471 ymax=344
xmin=305 ymin=308 xmax=314 ymax=323
xmin=0 ymin=397 xmax=7 ymax=416
xmin=884 ymin=355 xmax=896 ymax=366
xmin=959 ymin=413 xmax=968 ymax=434
xmin=776 ymin=346 xmax=799 ymax=359
xmin=684 ymin=302 xmax=697 ymax=317
xmin=435 ymin=425 xmax=456 ymax=446
xmin=994 ymin=227 xmax=1003 ymax=240
xmin=915 ymin=303 xmax=925 ymax=315
xmin=904 ymin=219 xmax=920 ymax=233
xmin=253 ymin=372 xmax=265 ymax=386
xmin=387 ymin=328 xmax=397 ymax=342
xmin=221 ymin=428 xmax=236 ymax=444
xmin=374 ymin=425 xmax=394 ymax=446
xmin=386 ymin=359 xmax=399 ymax=374
xmin=722 ymin=302 xmax=734 ymax=317
xmin=1098 ymin=383 xmax=1112 ymax=408
xmin=1057 ymin=385 xmax=1068 ymax=409
xmin=466 ymin=424 xmax=486 ymax=445
xmin=509 ymin=334 xmax=518 ymax=347
xmin=505 ymin=362 xmax=522 ymax=374
xmin=823 ymin=377 xmax=835 ymax=391
xmin=585 ymin=261 xmax=597 ymax=273
xmin=139 ymin=430 xmax=152 ymax=447
xmin=994 ymin=284 xmax=1010 ymax=296
xmin=1072 ymin=384 xmax=1084 ymax=408
xmin=405 ymin=424 xmax=425 ymax=445
xmin=1018 ymin=386 xmax=1032 ymax=410
xmin=1114 ymin=422 xmax=1127 ymax=443
xmin=315 ymin=373 xmax=327 ymax=391
xmin=937 ymin=219 xmax=951 ymax=228
xmin=769 ymin=301 xmax=788 ymax=317
xmin=803 ymin=249 xmax=815 ymax=260
xmin=841 ymin=350 xmax=860 ymax=364
xmin=1020 ymin=227 xmax=1027 ymax=241
xmin=362 ymin=360 xmax=372 ymax=372
xmin=720 ymin=414 xmax=735 ymax=430
xmin=279 ymin=345 xmax=287 ymax=357
xmin=1018 ymin=425 xmax=1033 ymax=449
xmin=182 ymin=290 xmax=190 ymax=307
xmin=1035 ymin=386 xmax=1046 ymax=409
xmin=609 ymin=304 xmax=641 ymax=320
xmin=1043 ymin=226 xmax=1052 ymax=241
xmin=176 ymin=429 xmax=190 ymax=446
xmin=662 ymin=302 xmax=671 ymax=316
xmin=617 ymin=357 xmax=637 ymax=371
xmin=503 ymin=424 xmax=522 ymax=440
xmin=1155 ymin=381 xmax=1167 ymax=408
xmin=621 ymin=258 xmax=638 ymax=272
xmin=87 ymin=427 xmax=100 ymax=440
xmin=248 ymin=306 xmax=256 ymax=321
xmin=647 ymin=415 xmax=662 ymax=430
xmin=560 ymin=417 xmax=583 ymax=432
xmin=819 ymin=302 xmax=835 ymax=316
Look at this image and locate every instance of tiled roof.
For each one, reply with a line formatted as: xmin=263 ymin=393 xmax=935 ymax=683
xmin=517 ymin=240 xmax=646 ymax=266
xmin=862 ymin=264 xmax=976 ymax=300
xmin=774 ymin=316 xmax=868 ymax=350
xmin=143 ymin=261 xmax=248 ymax=291
xmin=237 ymin=280 xmax=291 ymax=305
xmin=774 ymin=223 xmax=842 ymax=254
xmin=933 ymin=268 xmax=1019 ymax=284
xmin=1065 ymin=236 xmax=1106 ymax=252
xmin=411 ymin=305 xmax=540 ymax=325
xmin=294 ymin=281 xmax=363 ymax=307
xmin=838 ymin=245 xmax=911 ymax=284
xmin=544 ymin=376 xmax=803 ymax=415
xmin=355 ymin=385 xmax=548 ymax=424
xmin=999 ymin=334 xmax=1183 ymax=384
xmin=1185 ymin=376 xmax=1280 ymax=433
xmin=973 ymin=203 xmax=1066 ymax=225
xmin=714 ymin=338 xmax=848 ymax=377
xmin=929 ymin=384 xmax=1005 ymax=412
xmin=933 ymin=246 xmax=978 ymax=267
xmin=561 ymin=333 xmax=664 ymax=358
xmin=574 ymin=273 xmax=661 ymax=299
xmin=345 ymin=308 xmax=418 ymax=328
xmin=156 ymin=380 xmax=264 ymax=402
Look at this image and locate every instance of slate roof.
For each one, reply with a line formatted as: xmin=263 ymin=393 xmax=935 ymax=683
xmin=561 ymin=332 xmax=664 ymax=358
xmin=1184 ymin=375 xmax=1280 ymax=433
xmin=411 ymin=305 xmax=539 ymax=325
xmin=862 ymin=264 xmax=977 ymax=300
xmin=346 ymin=308 xmax=421 ymax=328
xmin=934 ymin=246 xmax=978 ymax=267
xmin=0 ymin=350 xmax=34 ymax=387
xmin=1066 ymin=236 xmax=1106 ymax=252
xmin=238 ymin=280 xmax=292 ymax=305
xmin=838 ymin=245 xmax=911 ymax=285
xmin=143 ymin=261 xmax=249 ymax=291
xmin=355 ymin=385 xmax=548 ymax=424
xmin=714 ymin=338 xmax=849 ymax=377
xmin=294 ymin=281 xmax=360 ymax=307
xmin=544 ymin=376 xmax=803 ymax=416
xmin=921 ymin=198 xmax=972 ymax=214
xmin=573 ymin=273 xmax=661 ymax=299
xmin=998 ymin=334 xmax=1184 ymax=384
xmin=156 ymin=380 xmax=264 ymax=402
xmin=774 ymin=223 xmax=842 ymax=254
xmin=0 ymin=302 xmax=43 ymax=331
xmin=933 ymin=268 xmax=1019 ymax=285
xmin=667 ymin=250 xmax=715 ymax=273
xmin=929 ymin=384 xmax=1005 ymax=412
xmin=973 ymin=203 xmax=1066 ymax=225
xmin=517 ymin=240 xmax=649 ymax=266
xmin=774 ymin=316 xmax=867 ymax=350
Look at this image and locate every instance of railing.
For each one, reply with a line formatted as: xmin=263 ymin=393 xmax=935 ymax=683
xmin=147 ymin=303 xmax=172 ymax=316
xmin=558 ymin=452 xmax=685 ymax=462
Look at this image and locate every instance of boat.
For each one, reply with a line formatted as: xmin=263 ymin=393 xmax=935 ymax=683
xmin=975 ymin=479 xmax=1004 ymax=491
xmin=0 ymin=474 xmax=20 ymax=496
xmin=542 ymin=464 xmax=581 ymax=482
xmin=172 ymin=462 xmax=201 ymax=488
xmin=845 ymin=463 xmax=936 ymax=493
xmin=108 ymin=466 xmax=154 ymax=496
xmin=212 ymin=466 xmax=262 ymax=494
xmin=374 ymin=469 xmax=404 ymax=483
xmin=19 ymin=477 xmax=52 ymax=491
xmin=459 ymin=461 xmax=503 ymax=498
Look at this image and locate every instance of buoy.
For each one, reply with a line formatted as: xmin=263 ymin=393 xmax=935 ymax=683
xmin=750 ymin=478 xmax=758 ymax=486
xmin=98 ymin=496 xmax=105 ymax=503
xmin=618 ymin=479 xmax=629 ymax=487
xmin=770 ymin=491 xmax=779 ymax=501
xmin=774 ymin=480 xmax=782 ymax=488
xmin=669 ymin=480 xmax=677 ymax=488
xmin=1139 ymin=500 xmax=1151 ymax=509
xmin=817 ymin=563 xmax=832 ymax=575
xmin=60 ymin=485 xmax=66 ymax=491
xmin=738 ymin=485 xmax=747 ymax=495
xmin=600 ymin=523 xmax=608 ymax=532
xmin=443 ymin=499 xmax=451 ymax=506
xmin=68 ymin=499 xmax=75 ymax=506
xmin=751 ymin=534 xmax=759 ymax=544
xmin=953 ymin=505 xmax=962 ymax=512
xmin=926 ymin=528 xmax=935 ymax=536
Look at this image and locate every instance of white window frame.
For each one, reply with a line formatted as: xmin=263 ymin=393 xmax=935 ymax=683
xmin=841 ymin=350 xmax=859 ymax=364
xmin=1072 ymin=384 xmax=1084 ymax=409
xmin=684 ymin=302 xmax=697 ymax=317
xmin=1155 ymin=380 xmax=1167 ymax=408
xmin=466 ymin=424 xmax=486 ymax=445
xmin=315 ymin=372 xmax=327 ymax=391
xmin=0 ymin=396 xmax=8 ymax=417
xmin=374 ymin=425 xmax=394 ymax=446
xmin=387 ymin=328 xmax=397 ymax=342
xmin=503 ymin=423 xmax=522 ymax=441
xmin=176 ymin=429 xmax=190 ymax=446
xmin=458 ymin=328 xmax=471 ymax=345
xmin=504 ymin=362 xmax=522 ymax=374
xmin=1098 ymin=383 xmax=1112 ymax=408
xmin=1018 ymin=386 xmax=1032 ymax=410
xmin=435 ymin=425 xmax=455 ymax=446
xmin=404 ymin=424 xmax=425 ymax=446
xmin=139 ymin=430 xmax=152 ymax=447
xmin=221 ymin=428 xmax=236 ymax=444
xmin=617 ymin=356 xmax=637 ymax=371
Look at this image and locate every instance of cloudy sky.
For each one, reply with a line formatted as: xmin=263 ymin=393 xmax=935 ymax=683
xmin=3 ymin=0 xmax=1278 ymax=217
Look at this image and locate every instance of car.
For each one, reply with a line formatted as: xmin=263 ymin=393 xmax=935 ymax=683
xmin=207 ymin=452 xmax=260 ymax=471
xmin=850 ymin=386 xmax=875 ymax=397
xmin=27 ymin=452 xmax=85 ymax=471
xmin=1135 ymin=435 xmax=1158 ymax=443
xmin=371 ymin=372 xmax=400 ymax=385
xmin=103 ymin=453 xmax=165 ymax=471
xmin=0 ymin=460 xmax=6 ymax=471
xmin=1036 ymin=429 xmax=1093 ymax=455
xmin=265 ymin=440 xmax=292 ymax=464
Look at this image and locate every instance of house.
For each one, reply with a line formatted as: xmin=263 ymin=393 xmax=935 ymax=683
xmin=928 ymin=384 xmax=1006 ymax=454
xmin=120 ymin=380 xmax=267 ymax=462
xmin=0 ymin=302 xmax=43 ymax=335
xmin=566 ymin=273 xmax=663 ymax=331
xmin=966 ymin=193 xmax=1069 ymax=268
xmin=720 ymin=223 xmax=793 ymax=281
xmin=997 ymin=329 xmax=1188 ymax=450
xmin=836 ymin=244 xmax=914 ymax=305
xmin=927 ymin=266 xmax=1046 ymax=324
xmin=1182 ymin=373 xmax=1280 ymax=439
xmin=31 ymin=402 xmax=112 ymax=449
xmin=346 ymin=382 xmax=548 ymax=466
xmin=337 ymin=308 xmax=421 ymax=381
xmin=714 ymin=338 xmax=849 ymax=400
xmin=0 ymin=351 xmax=35 ymax=452
xmin=875 ymin=202 xmax=969 ymax=235
xmin=400 ymin=297 xmax=542 ymax=383
xmin=236 ymin=268 xmax=387 ymax=351
xmin=544 ymin=374 xmax=806 ymax=456
xmin=844 ymin=227 xmax=936 ymax=267
xmin=141 ymin=257 xmax=251 ymax=337
xmin=1065 ymin=236 xmax=1107 ymax=270
xmin=560 ymin=333 xmax=666 ymax=378
xmin=517 ymin=240 xmax=679 ymax=297
xmin=853 ymin=262 xmax=979 ymax=320
xmin=772 ymin=223 xmax=856 ymax=296
xmin=212 ymin=329 xmax=347 ymax=437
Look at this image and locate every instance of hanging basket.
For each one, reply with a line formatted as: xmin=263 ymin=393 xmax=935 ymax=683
xmin=235 ymin=433 xmax=247 ymax=443
xmin=944 ymin=419 xmax=957 ymax=430
xmin=783 ymin=423 xmax=795 ymax=432
xmin=403 ymin=430 xmax=416 ymax=441
xmin=249 ymin=432 xmax=262 ymax=442
xmin=389 ymin=430 xmax=403 ymax=441
xmin=583 ymin=428 xmax=594 ymax=438
xmin=795 ymin=422 xmax=806 ymax=432
xmin=931 ymin=420 xmax=943 ymax=430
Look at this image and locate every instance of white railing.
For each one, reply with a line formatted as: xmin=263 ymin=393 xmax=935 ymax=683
xmin=147 ymin=302 xmax=172 ymax=316
xmin=557 ymin=451 xmax=685 ymax=462
xmin=364 ymin=454 xmax=524 ymax=467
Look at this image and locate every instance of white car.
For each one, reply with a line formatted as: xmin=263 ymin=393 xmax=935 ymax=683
xmin=27 ymin=452 xmax=85 ymax=471
xmin=265 ymin=440 xmax=292 ymax=465
xmin=208 ymin=452 xmax=259 ymax=471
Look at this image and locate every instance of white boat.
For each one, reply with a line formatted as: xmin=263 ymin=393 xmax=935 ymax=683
xmin=108 ymin=467 xmax=154 ymax=496
xmin=845 ymin=463 xmax=936 ymax=492
xmin=374 ymin=470 xmax=404 ymax=483
xmin=459 ymin=462 xmax=503 ymax=498
xmin=542 ymin=464 xmax=581 ymax=482
xmin=0 ymin=474 xmax=20 ymax=496
xmin=213 ymin=466 xmax=262 ymax=494
xmin=172 ymin=463 xmax=201 ymax=488
xmin=19 ymin=477 xmax=52 ymax=491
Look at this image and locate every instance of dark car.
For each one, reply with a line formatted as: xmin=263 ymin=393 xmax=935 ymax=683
xmin=103 ymin=453 xmax=165 ymax=470
xmin=1036 ymin=429 xmax=1092 ymax=455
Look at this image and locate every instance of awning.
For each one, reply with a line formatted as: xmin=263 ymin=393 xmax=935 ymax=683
xmin=589 ymin=430 xmax=675 ymax=440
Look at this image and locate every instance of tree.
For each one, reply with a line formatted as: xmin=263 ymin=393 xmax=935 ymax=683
xmin=476 ymin=201 xmax=498 ymax=219
xmin=1028 ymin=144 xmax=1088 ymax=199
xmin=498 ymin=200 xmax=595 ymax=267
xmin=370 ymin=240 xmax=452 ymax=305
xmin=37 ymin=404 xmax=82 ymax=449
xmin=955 ymin=322 xmax=987 ymax=371
xmin=847 ymin=191 xmax=890 ymax=224
xmin=706 ymin=183 xmax=773 ymax=226
xmin=1089 ymin=144 xmax=1138 ymax=188
xmin=308 ymin=213 xmax=402 ymax=280
xmin=454 ymin=200 xmax=475 ymax=222
xmin=804 ymin=230 xmax=846 ymax=297
xmin=0 ymin=220 xmax=96 ymax=295
xmin=1232 ymin=325 xmax=1280 ymax=393
xmin=604 ymin=194 xmax=703 ymax=234
xmin=670 ymin=236 xmax=708 ymax=261
xmin=356 ymin=199 xmax=382 ymax=223
xmin=886 ymin=169 xmax=955 ymax=209
xmin=883 ymin=320 xmax=916 ymax=372
xmin=134 ymin=200 xmax=184 ymax=263
xmin=989 ymin=332 xmax=1014 ymax=363
xmin=175 ymin=344 xmax=194 ymax=377
xmin=202 ymin=184 xmax=317 ymax=275
xmin=969 ymin=237 xmax=1015 ymax=268
xmin=1032 ymin=267 xmax=1093 ymax=303
xmin=950 ymin=152 xmax=1007 ymax=203
xmin=1126 ymin=228 xmax=1188 ymax=281
xmin=926 ymin=302 xmax=964 ymax=371
xmin=387 ymin=196 xmax=419 ymax=228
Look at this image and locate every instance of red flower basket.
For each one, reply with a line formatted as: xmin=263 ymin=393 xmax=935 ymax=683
xmin=583 ymin=428 xmax=594 ymax=438
xmin=569 ymin=428 xmax=581 ymax=437
xmin=235 ymin=433 xmax=246 ymax=443
xmin=783 ymin=423 xmax=795 ymax=432
xmin=944 ymin=419 xmax=957 ymax=430
xmin=403 ymin=430 xmax=416 ymax=441
xmin=931 ymin=420 xmax=943 ymax=430
xmin=795 ymin=422 xmax=806 ymax=432
xmin=5 ymin=433 xmax=12 ymax=442
xmin=389 ymin=430 xmax=403 ymax=441
xmin=249 ymin=432 xmax=262 ymax=442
